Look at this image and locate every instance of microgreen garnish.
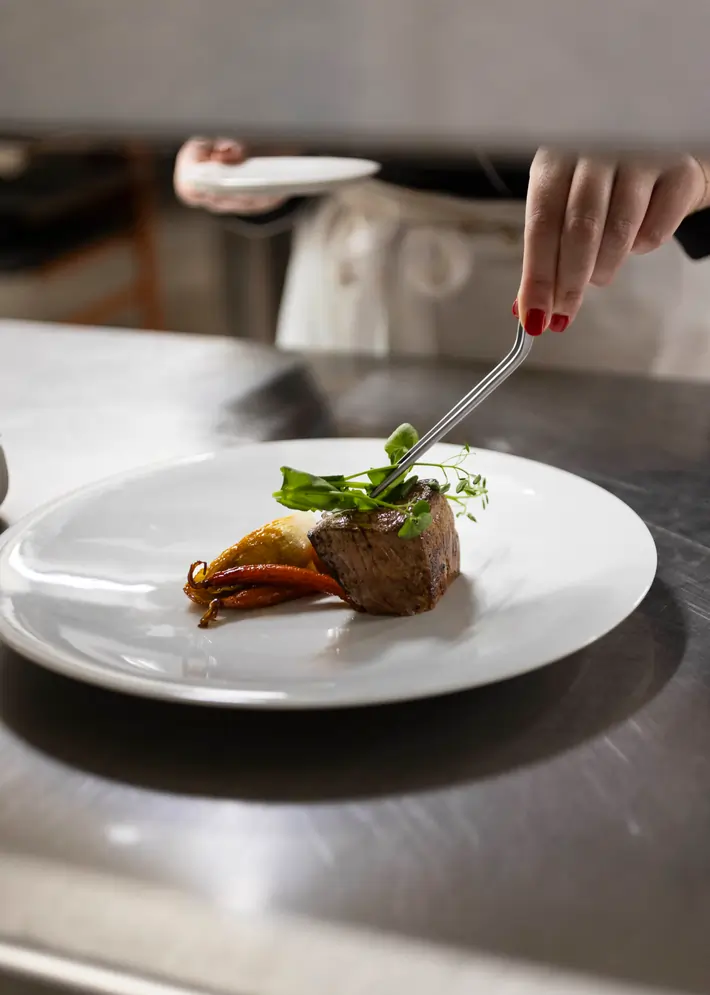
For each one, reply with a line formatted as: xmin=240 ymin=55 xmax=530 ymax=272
xmin=272 ymin=424 xmax=488 ymax=539
xmin=384 ymin=423 xmax=419 ymax=465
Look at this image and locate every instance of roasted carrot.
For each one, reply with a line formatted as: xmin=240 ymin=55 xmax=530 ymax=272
xmin=184 ymin=561 xmax=242 ymax=606
xmin=198 ymin=585 xmax=308 ymax=628
xmin=198 ymin=563 xmax=347 ymax=599
xmin=220 ymin=586 xmax=306 ymax=609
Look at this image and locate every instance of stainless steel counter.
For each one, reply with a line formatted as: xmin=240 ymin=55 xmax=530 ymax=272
xmin=1 ymin=321 xmax=709 ymax=994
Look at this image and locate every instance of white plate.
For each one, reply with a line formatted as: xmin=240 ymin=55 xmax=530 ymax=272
xmin=185 ymin=156 xmax=380 ymax=198
xmin=0 ymin=442 xmax=7 ymax=507
xmin=0 ymin=440 xmax=656 ymax=709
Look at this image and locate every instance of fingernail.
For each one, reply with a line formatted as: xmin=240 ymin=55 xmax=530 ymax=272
xmin=213 ymin=139 xmax=245 ymax=164
xmin=549 ymin=313 xmax=570 ymax=333
xmin=523 ymin=308 xmax=547 ymax=336
xmin=512 ymin=298 xmax=519 ymax=318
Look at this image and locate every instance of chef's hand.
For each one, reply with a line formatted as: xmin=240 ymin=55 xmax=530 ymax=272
xmin=515 ymin=151 xmax=710 ymax=335
xmin=174 ymin=138 xmax=285 ymax=214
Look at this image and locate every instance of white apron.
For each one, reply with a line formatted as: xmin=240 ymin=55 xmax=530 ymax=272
xmin=276 ymin=180 xmax=710 ymax=380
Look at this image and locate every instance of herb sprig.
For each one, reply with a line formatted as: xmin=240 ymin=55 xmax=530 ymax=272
xmin=273 ymin=424 xmax=488 ymax=539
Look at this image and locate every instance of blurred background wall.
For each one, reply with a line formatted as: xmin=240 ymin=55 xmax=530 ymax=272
xmin=1 ymin=0 xmax=710 ymax=379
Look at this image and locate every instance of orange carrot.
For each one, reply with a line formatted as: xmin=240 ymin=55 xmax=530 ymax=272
xmin=199 ymin=563 xmax=346 ymax=599
xmin=198 ymin=585 xmax=307 ymax=627
xmin=221 ymin=586 xmax=306 ymax=609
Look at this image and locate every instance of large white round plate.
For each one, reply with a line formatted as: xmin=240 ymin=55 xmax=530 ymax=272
xmin=185 ymin=156 xmax=380 ymax=198
xmin=0 ymin=440 xmax=656 ymax=709
xmin=0 ymin=441 xmax=7 ymax=507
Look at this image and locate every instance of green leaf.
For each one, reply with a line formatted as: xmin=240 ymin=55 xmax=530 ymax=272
xmin=350 ymin=494 xmax=380 ymax=511
xmin=366 ymin=467 xmax=389 ymax=487
xmin=273 ymin=491 xmax=327 ymax=512
xmin=388 ymin=474 xmax=418 ymax=502
xmin=278 ymin=467 xmax=336 ymax=493
xmin=273 ymin=488 xmax=350 ymax=512
xmin=384 ymin=423 xmax=418 ymax=465
xmin=273 ymin=435 xmax=487 ymax=540
xmin=273 ymin=466 xmax=360 ymax=513
xmin=399 ymin=474 xmax=419 ymax=499
xmin=397 ymin=509 xmax=432 ymax=538
xmin=398 ymin=499 xmax=432 ymax=538
xmin=397 ymin=517 xmax=420 ymax=539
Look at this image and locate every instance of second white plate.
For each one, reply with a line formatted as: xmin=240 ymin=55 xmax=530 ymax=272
xmin=185 ymin=155 xmax=380 ymax=198
xmin=0 ymin=440 xmax=656 ymax=709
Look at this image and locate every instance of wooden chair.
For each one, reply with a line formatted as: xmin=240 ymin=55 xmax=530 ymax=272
xmin=0 ymin=141 xmax=165 ymax=330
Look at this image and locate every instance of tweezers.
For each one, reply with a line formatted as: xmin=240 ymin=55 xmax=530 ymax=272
xmin=371 ymin=322 xmax=533 ymax=497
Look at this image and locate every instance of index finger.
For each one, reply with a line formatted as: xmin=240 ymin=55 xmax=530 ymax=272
xmin=180 ymin=138 xmax=214 ymax=164
xmin=518 ymin=149 xmax=575 ymax=335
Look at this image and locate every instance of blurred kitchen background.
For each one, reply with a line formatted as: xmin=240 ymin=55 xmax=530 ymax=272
xmin=0 ymin=135 xmax=359 ymax=342
xmin=4 ymin=134 xmax=710 ymax=381
xmin=3 ymin=0 xmax=710 ymax=379
xmin=0 ymin=138 xmax=243 ymax=339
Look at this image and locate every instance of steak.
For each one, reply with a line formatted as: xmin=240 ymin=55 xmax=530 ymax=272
xmin=308 ymin=481 xmax=460 ymax=615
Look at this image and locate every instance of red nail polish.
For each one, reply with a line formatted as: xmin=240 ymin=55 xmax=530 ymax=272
xmin=512 ymin=299 xmax=519 ymax=318
xmin=549 ymin=314 xmax=570 ymax=333
xmin=524 ymin=308 xmax=547 ymax=336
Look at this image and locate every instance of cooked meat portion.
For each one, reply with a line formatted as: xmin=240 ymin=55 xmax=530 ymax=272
xmin=308 ymin=482 xmax=460 ymax=615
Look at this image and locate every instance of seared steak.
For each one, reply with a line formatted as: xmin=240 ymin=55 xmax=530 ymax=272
xmin=308 ymin=482 xmax=460 ymax=615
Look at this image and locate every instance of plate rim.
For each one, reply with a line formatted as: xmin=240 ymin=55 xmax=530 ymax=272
xmin=0 ymin=440 xmax=658 ymax=709
xmin=188 ymin=155 xmax=381 ymax=196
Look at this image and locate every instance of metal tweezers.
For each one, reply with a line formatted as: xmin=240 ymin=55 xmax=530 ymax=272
xmin=371 ymin=322 xmax=533 ymax=497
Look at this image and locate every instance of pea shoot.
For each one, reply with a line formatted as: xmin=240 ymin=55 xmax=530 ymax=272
xmin=273 ymin=424 xmax=488 ymax=539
